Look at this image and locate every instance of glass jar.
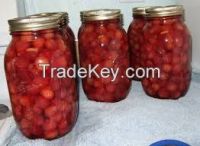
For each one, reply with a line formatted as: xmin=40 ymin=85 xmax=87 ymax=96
xmin=141 ymin=5 xmax=192 ymax=99
xmin=128 ymin=7 xmax=147 ymax=81
xmin=78 ymin=9 xmax=131 ymax=102
xmin=5 ymin=15 xmax=78 ymax=140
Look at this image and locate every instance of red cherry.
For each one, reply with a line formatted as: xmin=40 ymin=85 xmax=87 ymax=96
xmin=52 ymin=56 xmax=68 ymax=68
xmin=152 ymin=83 xmax=160 ymax=92
xmin=84 ymin=24 xmax=94 ymax=33
xmin=181 ymin=54 xmax=189 ymax=65
xmin=173 ymin=64 xmax=182 ymax=74
xmin=26 ymin=47 xmax=39 ymax=54
xmin=163 ymin=53 xmax=172 ymax=64
xmin=106 ymin=84 xmax=116 ymax=93
xmin=27 ymin=83 xmax=41 ymax=95
xmin=9 ymin=83 xmax=17 ymax=94
xmin=158 ymin=89 xmax=170 ymax=99
xmin=32 ymin=126 xmax=43 ymax=137
xmin=35 ymin=96 xmax=50 ymax=109
xmin=34 ymin=115 xmax=45 ymax=126
xmin=164 ymin=34 xmax=174 ymax=50
xmin=43 ymin=119 xmax=57 ymax=131
xmin=24 ymin=109 xmax=34 ymax=121
xmin=33 ymin=37 xmax=45 ymax=48
xmin=115 ymin=30 xmax=123 ymax=40
xmin=43 ymin=32 xmax=55 ymax=39
xmin=142 ymin=79 xmax=149 ymax=87
xmin=33 ymin=106 xmax=43 ymax=115
xmin=21 ymin=129 xmax=32 ymax=137
xmin=146 ymin=87 xmax=156 ymax=96
xmin=35 ymin=56 xmax=49 ymax=70
xmin=20 ymin=119 xmax=31 ymax=129
xmin=15 ymin=57 xmax=29 ymax=69
xmin=98 ymin=35 xmax=109 ymax=46
xmin=172 ymin=55 xmax=181 ymax=64
xmin=33 ymin=77 xmax=49 ymax=88
xmin=59 ymin=100 xmax=71 ymax=113
xmin=45 ymin=39 xmax=57 ymax=50
xmin=172 ymin=91 xmax=181 ymax=99
xmin=162 ymin=64 xmax=172 ymax=73
xmin=40 ymin=87 xmax=54 ymax=99
xmin=13 ymin=105 xmax=22 ymax=121
xmin=160 ymin=73 xmax=169 ymax=80
xmin=16 ymin=41 xmax=30 ymax=53
xmin=167 ymin=82 xmax=177 ymax=92
xmin=52 ymin=113 xmax=62 ymax=123
xmin=60 ymin=88 xmax=68 ymax=99
xmin=45 ymin=105 xmax=58 ymax=117
xmin=57 ymin=38 xmax=66 ymax=50
xmin=174 ymin=33 xmax=184 ymax=48
xmin=19 ymin=96 xmax=31 ymax=107
xmin=20 ymin=33 xmax=34 ymax=42
xmin=51 ymin=78 xmax=61 ymax=91
xmin=58 ymin=120 xmax=70 ymax=135
xmin=44 ymin=130 xmax=58 ymax=139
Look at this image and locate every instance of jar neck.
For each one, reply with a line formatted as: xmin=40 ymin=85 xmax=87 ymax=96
xmin=83 ymin=18 xmax=122 ymax=25
xmin=133 ymin=15 xmax=145 ymax=20
xmin=11 ymin=28 xmax=59 ymax=36
xmin=147 ymin=15 xmax=184 ymax=21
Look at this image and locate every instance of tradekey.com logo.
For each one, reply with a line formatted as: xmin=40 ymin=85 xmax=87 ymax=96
xmin=39 ymin=64 xmax=161 ymax=80
xmin=150 ymin=140 xmax=190 ymax=146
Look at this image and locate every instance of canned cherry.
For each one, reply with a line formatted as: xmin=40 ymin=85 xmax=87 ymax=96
xmin=78 ymin=9 xmax=131 ymax=102
xmin=141 ymin=5 xmax=192 ymax=99
xmin=5 ymin=14 xmax=78 ymax=140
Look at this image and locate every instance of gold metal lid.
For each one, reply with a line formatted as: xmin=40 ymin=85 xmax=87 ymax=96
xmin=132 ymin=7 xmax=148 ymax=17
xmin=8 ymin=13 xmax=61 ymax=32
xmin=146 ymin=5 xmax=184 ymax=18
xmin=31 ymin=12 xmax=69 ymax=26
xmin=81 ymin=9 xmax=121 ymax=22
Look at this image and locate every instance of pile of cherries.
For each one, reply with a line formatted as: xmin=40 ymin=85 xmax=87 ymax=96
xmin=78 ymin=20 xmax=131 ymax=102
xmin=5 ymin=29 xmax=78 ymax=139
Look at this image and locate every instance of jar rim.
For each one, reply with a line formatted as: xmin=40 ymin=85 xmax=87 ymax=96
xmin=8 ymin=13 xmax=62 ymax=32
xmin=146 ymin=5 xmax=184 ymax=18
xmin=80 ymin=9 xmax=121 ymax=22
xmin=132 ymin=7 xmax=149 ymax=17
xmin=31 ymin=12 xmax=69 ymax=27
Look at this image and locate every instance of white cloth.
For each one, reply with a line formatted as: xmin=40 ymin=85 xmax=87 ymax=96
xmin=0 ymin=117 xmax=16 ymax=146
xmin=1 ymin=76 xmax=200 ymax=146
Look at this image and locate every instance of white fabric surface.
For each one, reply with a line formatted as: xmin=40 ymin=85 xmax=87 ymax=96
xmin=0 ymin=75 xmax=200 ymax=146
xmin=0 ymin=117 xmax=15 ymax=146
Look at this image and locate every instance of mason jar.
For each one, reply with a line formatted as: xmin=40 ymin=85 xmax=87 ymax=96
xmin=128 ymin=7 xmax=147 ymax=81
xmin=5 ymin=14 xmax=78 ymax=140
xmin=141 ymin=5 xmax=192 ymax=99
xmin=78 ymin=9 xmax=131 ymax=102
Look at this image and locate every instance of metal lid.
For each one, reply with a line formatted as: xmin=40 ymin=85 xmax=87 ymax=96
xmin=132 ymin=7 xmax=148 ymax=17
xmin=8 ymin=13 xmax=61 ymax=32
xmin=58 ymin=12 xmax=69 ymax=26
xmin=81 ymin=9 xmax=121 ymax=22
xmin=146 ymin=5 xmax=184 ymax=18
xmin=31 ymin=12 xmax=69 ymax=26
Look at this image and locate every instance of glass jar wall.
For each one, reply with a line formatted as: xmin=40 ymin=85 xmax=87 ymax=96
xmin=5 ymin=15 xmax=78 ymax=140
xmin=128 ymin=7 xmax=147 ymax=81
xmin=141 ymin=5 xmax=192 ymax=99
xmin=78 ymin=9 xmax=131 ymax=102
